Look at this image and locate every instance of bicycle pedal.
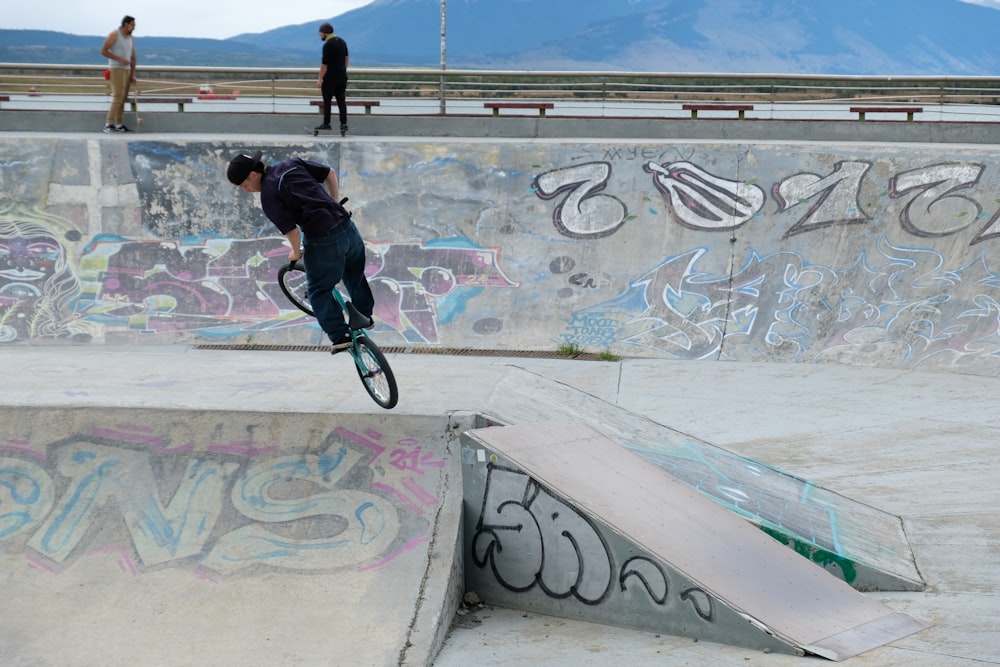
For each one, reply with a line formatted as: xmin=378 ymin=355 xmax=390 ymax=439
xmin=330 ymin=338 xmax=353 ymax=355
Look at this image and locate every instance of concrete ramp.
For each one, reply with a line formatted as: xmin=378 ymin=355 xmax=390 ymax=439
xmin=481 ymin=366 xmax=924 ymax=592
xmin=0 ymin=407 xmax=466 ymax=667
xmin=461 ymin=419 xmax=931 ymax=660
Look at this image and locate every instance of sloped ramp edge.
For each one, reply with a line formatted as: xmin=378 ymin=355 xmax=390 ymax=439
xmin=807 ymin=612 xmax=931 ymax=661
xmin=465 ymin=419 xmax=931 ymax=660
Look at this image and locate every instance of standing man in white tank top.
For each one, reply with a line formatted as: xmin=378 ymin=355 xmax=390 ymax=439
xmin=100 ymin=15 xmax=136 ymax=133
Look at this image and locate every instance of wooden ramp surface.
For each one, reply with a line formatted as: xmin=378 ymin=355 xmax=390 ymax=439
xmin=468 ymin=419 xmax=931 ymax=661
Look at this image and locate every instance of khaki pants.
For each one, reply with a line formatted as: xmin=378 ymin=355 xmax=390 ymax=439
xmin=105 ymin=68 xmax=131 ymax=126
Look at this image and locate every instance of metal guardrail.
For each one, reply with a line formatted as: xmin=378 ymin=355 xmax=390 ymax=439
xmin=3 ymin=62 xmax=1000 ymax=105
xmin=2 ymin=63 xmax=1000 ymax=122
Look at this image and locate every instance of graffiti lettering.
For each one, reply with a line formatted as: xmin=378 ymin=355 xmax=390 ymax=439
xmin=564 ymin=272 xmax=615 ymax=293
xmin=533 ymin=162 xmax=629 ymax=239
xmin=472 ymin=465 xmax=613 ymax=603
xmin=204 ymin=447 xmax=399 ymax=574
xmin=0 ymin=458 xmax=54 ymax=539
xmin=71 ymin=237 xmax=516 ymax=343
xmin=620 ymin=556 xmax=668 ymax=604
xmin=602 ymin=146 xmax=670 ymax=162
xmin=567 ymin=248 xmax=738 ymax=358
xmin=774 ymin=160 xmax=871 ymax=238
xmin=681 ymin=587 xmax=715 ymax=621
xmin=534 ymin=158 xmax=998 ymax=247
xmin=890 ymin=162 xmax=984 ymax=237
xmin=566 ymin=234 xmax=1000 ymax=371
xmin=472 ymin=464 xmax=718 ymax=623
xmin=27 ymin=446 xmax=236 ymax=565
xmin=971 ymin=208 xmax=1000 ymax=246
xmin=645 ymin=160 xmax=765 ymax=230
xmin=0 ymin=425 xmax=438 ymax=578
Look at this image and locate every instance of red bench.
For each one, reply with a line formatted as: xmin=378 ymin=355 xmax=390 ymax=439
xmin=309 ymin=100 xmax=381 ymax=115
xmin=484 ymin=102 xmax=554 ymax=118
xmin=682 ymin=103 xmax=754 ymax=119
xmin=849 ymin=106 xmax=922 ymax=122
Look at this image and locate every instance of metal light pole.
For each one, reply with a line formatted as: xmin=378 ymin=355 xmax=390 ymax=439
xmin=439 ymin=0 xmax=447 ymax=114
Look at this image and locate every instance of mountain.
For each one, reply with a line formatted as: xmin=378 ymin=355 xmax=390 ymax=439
xmin=2 ymin=0 xmax=999 ymax=75
xmin=0 ymin=30 xmax=317 ymax=68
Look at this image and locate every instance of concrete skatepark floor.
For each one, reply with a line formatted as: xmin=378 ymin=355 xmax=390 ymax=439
xmin=0 ymin=346 xmax=996 ymax=666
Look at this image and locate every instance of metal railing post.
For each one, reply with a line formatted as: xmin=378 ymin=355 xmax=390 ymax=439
xmin=439 ymin=0 xmax=447 ymax=114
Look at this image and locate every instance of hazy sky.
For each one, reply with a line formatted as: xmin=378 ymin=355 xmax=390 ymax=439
xmin=3 ymin=0 xmax=998 ymax=40
xmin=3 ymin=1 xmax=377 ymax=39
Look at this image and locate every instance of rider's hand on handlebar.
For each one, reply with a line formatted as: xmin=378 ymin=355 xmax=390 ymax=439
xmin=288 ymin=248 xmax=302 ymax=263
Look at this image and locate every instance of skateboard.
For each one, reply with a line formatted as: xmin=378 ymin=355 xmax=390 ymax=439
xmin=306 ymin=125 xmax=347 ymax=137
xmin=132 ymin=86 xmax=143 ymax=132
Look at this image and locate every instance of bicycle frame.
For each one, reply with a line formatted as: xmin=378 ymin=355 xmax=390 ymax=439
xmin=278 ymin=259 xmax=398 ymax=409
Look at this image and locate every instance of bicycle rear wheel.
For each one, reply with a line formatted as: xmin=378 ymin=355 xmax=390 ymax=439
xmin=352 ymin=335 xmax=398 ymax=409
xmin=277 ymin=262 xmax=313 ymax=316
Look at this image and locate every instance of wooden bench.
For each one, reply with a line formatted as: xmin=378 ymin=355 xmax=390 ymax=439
xmin=849 ymin=106 xmax=922 ymax=122
xmin=682 ymin=103 xmax=754 ymax=119
xmin=309 ymin=100 xmax=381 ymax=115
xmin=484 ymin=102 xmax=555 ymax=118
xmin=132 ymin=97 xmax=192 ymax=112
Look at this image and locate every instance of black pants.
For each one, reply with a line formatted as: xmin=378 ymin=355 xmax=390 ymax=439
xmin=321 ymin=77 xmax=348 ymax=127
xmin=303 ymin=219 xmax=374 ymax=342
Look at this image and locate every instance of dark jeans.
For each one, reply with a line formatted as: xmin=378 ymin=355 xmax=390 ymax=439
xmin=302 ymin=218 xmax=374 ymax=342
xmin=321 ymin=77 xmax=348 ymax=127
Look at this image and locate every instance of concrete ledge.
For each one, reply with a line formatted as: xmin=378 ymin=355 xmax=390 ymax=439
xmin=401 ymin=411 xmax=478 ymax=665
xmin=1 ymin=109 xmax=998 ymax=144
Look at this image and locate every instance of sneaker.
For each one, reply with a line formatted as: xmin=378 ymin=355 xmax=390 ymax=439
xmin=102 ymin=124 xmax=115 ymax=133
xmin=329 ymin=332 xmax=353 ymax=355
xmin=340 ymin=124 xmax=348 ymax=137
xmin=315 ymin=123 xmax=332 ymax=131
xmin=114 ymin=124 xmax=130 ymax=132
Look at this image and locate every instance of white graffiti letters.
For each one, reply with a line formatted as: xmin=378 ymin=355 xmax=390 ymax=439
xmin=891 ymin=162 xmax=985 ymax=237
xmin=774 ymin=160 xmax=870 ymax=238
xmin=646 ymin=161 xmax=765 ymax=230
xmin=533 ymin=162 xmax=629 ymax=239
xmin=535 ymin=158 xmax=999 ymax=246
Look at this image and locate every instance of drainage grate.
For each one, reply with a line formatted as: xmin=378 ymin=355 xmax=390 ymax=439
xmin=193 ymin=343 xmax=617 ymax=361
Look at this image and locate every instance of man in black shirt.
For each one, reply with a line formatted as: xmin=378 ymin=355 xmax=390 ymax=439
xmin=316 ymin=22 xmax=350 ymax=136
xmin=227 ymin=150 xmax=374 ymax=352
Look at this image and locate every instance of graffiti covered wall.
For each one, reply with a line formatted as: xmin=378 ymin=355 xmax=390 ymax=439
xmin=0 ymin=406 xmax=467 ymax=665
xmin=0 ymin=408 xmax=456 ymax=579
xmin=2 ymin=136 xmax=999 ymax=374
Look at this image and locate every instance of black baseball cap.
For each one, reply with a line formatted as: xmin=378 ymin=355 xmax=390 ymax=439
xmin=227 ymin=150 xmax=262 ymax=185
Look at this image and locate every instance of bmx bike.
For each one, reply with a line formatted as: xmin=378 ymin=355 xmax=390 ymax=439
xmin=277 ymin=259 xmax=399 ymax=409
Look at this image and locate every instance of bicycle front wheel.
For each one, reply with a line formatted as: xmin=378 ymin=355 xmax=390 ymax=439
xmin=277 ymin=262 xmax=314 ymax=316
xmin=352 ymin=335 xmax=398 ymax=409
